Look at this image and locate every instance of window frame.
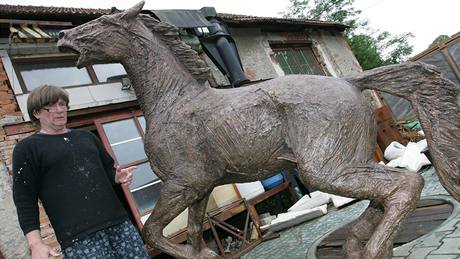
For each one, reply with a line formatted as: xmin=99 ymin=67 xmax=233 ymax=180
xmin=94 ymin=110 xmax=160 ymax=230
xmin=270 ymin=43 xmax=327 ymax=76
xmin=12 ymin=55 xmax=127 ymax=93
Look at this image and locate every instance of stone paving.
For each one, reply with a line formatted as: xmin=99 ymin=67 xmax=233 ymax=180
xmin=242 ymin=167 xmax=460 ymax=259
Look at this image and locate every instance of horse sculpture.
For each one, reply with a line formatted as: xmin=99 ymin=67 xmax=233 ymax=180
xmin=57 ymin=2 xmax=460 ymax=258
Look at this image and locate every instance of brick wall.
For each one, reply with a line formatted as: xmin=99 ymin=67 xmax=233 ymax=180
xmin=0 ymin=59 xmax=62 ymax=257
xmin=0 ymin=61 xmax=21 ymax=120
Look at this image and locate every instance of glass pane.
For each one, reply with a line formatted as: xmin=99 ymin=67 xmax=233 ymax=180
xmin=17 ymin=61 xmax=92 ymax=90
xmin=299 ymin=48 xmax=323 ymax=75
xmin=137 ymin=116 xmax=146 ymax=133
xmin=92 ymin=63 xmax=127 ymax=83
xmin=103 ymin=119 xmax=139 ymax=144
xmin=274 ymin=51 xmax=292 ymax=74
xmin=447 ymin=38 xmax=460 ymax=75
xmin=420 ymin=51 xmax=459 ymax=85
xmin=132 ymin=181 xmax=162 ymax=214
xmin=272 ymin=46 xmax=323 ymax=76
xmin=102 ymin=118 xmax=146 ymax=165
xmin=111 ymin=138 xmax=147 ymax=165
xmin=284 ymin=51 xmax=302 ymax=74
xmin=129 ymin=162 xmax=159 ymax=190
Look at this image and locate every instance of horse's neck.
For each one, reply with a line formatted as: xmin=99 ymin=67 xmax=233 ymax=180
xmin=123 ymin=37 xmax=202 ymax=116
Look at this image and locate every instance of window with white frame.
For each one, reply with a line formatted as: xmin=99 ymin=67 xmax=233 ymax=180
xmin=13 ymin=57 xmax=127 ymax=92
xmin=16 ymin=60 xmax=92 ymax=90
xmin=96 ymin=114 xmax=161 ymax=215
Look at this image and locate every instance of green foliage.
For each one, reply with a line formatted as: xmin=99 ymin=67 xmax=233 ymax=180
xmin=286 ymin=0 xmax=366 ymax=31
xmin=284 ymin=0 xmax=414 ymax=70
xmin=429 ymin=34 xmax=450 ymax=48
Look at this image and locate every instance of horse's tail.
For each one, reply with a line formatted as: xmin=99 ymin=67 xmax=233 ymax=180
xmin=345 ymin=61 xmax=460 ymax=202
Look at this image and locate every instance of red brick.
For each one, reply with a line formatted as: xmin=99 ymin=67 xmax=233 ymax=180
xmin=0 ymin=139 xmax=17 ymax=146
xmin=1 ymin=103 xmax=17 ymax=113
xmin=0 ymin=83 xmax=10 ymax=92
xmin=0 ymin=92 xmax=14 ymax=104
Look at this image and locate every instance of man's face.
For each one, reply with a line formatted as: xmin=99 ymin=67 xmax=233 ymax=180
xmin=34 ymin=99 xmax=68 ymax=130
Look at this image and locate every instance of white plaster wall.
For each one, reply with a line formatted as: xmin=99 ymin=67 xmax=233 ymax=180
xmin=311 ymin=30 xmax=362 ymax=77
xmin=0 ymin=162 xmax=29 ymax=259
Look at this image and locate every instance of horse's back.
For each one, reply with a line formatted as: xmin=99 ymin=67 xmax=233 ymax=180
xmin=253 ymin=75 xmax=377 ymax=168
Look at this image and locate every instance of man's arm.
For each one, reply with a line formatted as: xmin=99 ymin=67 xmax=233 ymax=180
xmin=12 ymin=145 xmax=40 ymax=234
xmin=12 ymin=145 xmax=58 ymax=258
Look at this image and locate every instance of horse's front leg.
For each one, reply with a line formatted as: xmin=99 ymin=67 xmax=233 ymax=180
xmin=142 ymin=180 xmax=202 ymax=259
xmin=188 ymin=195 xmax=222 ymax=259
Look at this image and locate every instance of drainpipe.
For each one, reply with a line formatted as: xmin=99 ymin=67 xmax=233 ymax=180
xmin=200 ymin=7 xmax=249 ymax=87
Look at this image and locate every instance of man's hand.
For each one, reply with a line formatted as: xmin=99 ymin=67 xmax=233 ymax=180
xmin=30 ymin=241 xmax=60 ymax=259
xmin=27 ymin=230 xmax=60 ymax=259
xmin=115 ymin=165 xmax=137 ymax=186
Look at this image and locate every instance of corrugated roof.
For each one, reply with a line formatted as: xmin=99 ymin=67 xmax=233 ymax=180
xmin=0 ymin=4 xmax=347 ymax=31
xmin=219 ymin=13 xmax=346 ymax=29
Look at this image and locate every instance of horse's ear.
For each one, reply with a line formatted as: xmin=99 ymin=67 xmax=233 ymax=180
xmin=122 ymin=1 xmax=145 ymax=19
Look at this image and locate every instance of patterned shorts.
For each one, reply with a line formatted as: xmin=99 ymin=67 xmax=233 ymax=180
xmin=63 ymin=220 xmax=149 ymax=259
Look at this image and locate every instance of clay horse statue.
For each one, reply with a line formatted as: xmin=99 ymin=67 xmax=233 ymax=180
xmin=57 ymin=2 xmax=460 ymax=258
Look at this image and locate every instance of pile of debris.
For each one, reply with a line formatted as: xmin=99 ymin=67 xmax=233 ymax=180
xmin=259 ymin=138 xmax=431 ymax=233
xmin=259 ymin=191 xmax=355 ymax=232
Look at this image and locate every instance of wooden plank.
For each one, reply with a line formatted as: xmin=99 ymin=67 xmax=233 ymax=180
xmin=0 ymin=18 xmax=73 ymax=26
xmin=3 ymin=121 xmax=35 ymax=135
xmin=247 ymin=181 xmax=290 ymax=205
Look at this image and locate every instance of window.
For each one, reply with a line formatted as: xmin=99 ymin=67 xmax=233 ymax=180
xmin=93 ymin=63 xmax=127 ymax=83
xmin=16 ymin=60 xmax=92 ymax=90
xmin=271 ymin=45 xmax=325 ymax=75
xmin=96 ymin=113 xmax=161 ymax=215
xmin=13 ymin=57 xmax=127 ymax=92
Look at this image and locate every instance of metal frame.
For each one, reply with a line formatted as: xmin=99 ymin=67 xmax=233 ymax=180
xmin=207 ymin=199 xmax=263 ymax=258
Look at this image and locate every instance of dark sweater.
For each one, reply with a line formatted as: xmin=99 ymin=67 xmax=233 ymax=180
xmin=12 ymin=129 xmax=128 ymax=248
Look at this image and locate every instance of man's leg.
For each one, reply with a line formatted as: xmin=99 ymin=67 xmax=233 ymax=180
xmin=62 ymin=232 xmax=113 ymax=259
xmin=107 ymin=220 xmax=150 ymax=258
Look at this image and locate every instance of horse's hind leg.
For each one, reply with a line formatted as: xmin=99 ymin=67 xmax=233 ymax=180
xmin=344 ymin=201 xmax=386 ymax=258
xmin=297 ymin=163 xmax=424 ymax=259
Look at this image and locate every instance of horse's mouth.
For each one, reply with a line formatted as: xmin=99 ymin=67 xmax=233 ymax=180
xmin=57 ymin=43 xmax=86 ymax=68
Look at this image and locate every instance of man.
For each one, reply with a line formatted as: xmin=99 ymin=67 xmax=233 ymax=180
xmin=13 ymin=85 xmax=149 ymax=258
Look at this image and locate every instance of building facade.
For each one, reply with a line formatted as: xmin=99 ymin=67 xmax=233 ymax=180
xmin=0 ymin=4 xmax=378 ymax=257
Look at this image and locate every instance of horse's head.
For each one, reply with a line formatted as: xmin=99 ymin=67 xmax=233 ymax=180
xmin=57 ymin=1 xmax=145 ymax=68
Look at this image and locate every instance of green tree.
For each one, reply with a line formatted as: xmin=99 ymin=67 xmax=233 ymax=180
xmin=284 ymin=0 xmax=414 ymax=70
xmin=429 ymin=34 xmax=450 ymax=48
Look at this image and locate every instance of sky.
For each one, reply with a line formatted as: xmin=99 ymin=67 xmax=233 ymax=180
xmin=2 ymin=0 xmax=459 ymax=55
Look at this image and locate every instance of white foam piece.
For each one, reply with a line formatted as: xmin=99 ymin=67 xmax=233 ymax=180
xmin=384 ymin=141 xmax=406 ymax=161
xmin=235 ymin=181 xmax=265 ymax=200
xmin=262 ymin=205 xmax=327 ymax=232
xmin=288 ymin=191 xmax=330 ymax=212
xmin=386 ymin=141 xmax=431 ymax=172
xmin=330 ymin=194 xmax=355 ymax=208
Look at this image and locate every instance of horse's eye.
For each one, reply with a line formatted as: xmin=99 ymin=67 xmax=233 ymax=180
xmin=99 ymin=17 xmax=110 ymax=24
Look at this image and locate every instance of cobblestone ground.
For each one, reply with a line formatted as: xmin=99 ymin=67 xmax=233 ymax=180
xmin=242 ymin=167 xmax=460 ymax=259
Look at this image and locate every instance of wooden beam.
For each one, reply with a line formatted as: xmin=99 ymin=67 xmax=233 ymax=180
xmin=0 ymin=18 xmax=73 ymax=27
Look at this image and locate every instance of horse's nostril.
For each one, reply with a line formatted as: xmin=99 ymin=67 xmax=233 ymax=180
xmin=58 ymin=31 xmax=65 ymax=39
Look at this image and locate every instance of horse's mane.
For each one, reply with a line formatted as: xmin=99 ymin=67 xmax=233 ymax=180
xmin=138 ymin=14 xmax=210 ymax=84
